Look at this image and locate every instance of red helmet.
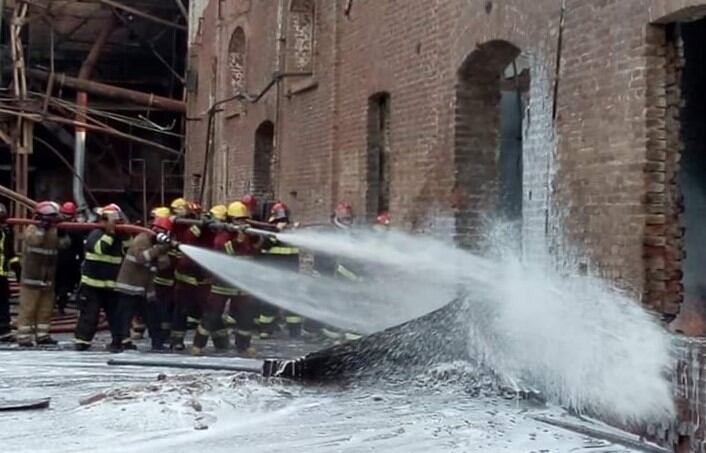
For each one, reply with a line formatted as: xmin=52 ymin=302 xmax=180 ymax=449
xmin=334 ymin=202 xmax=353 ymax=219
xmin=375 ymin=212 xmax=391 ymax=226
xmin=35 ymin=201 xmax=60 ymax=217
xmin=60 ymin=201 xmax=77 ymax=216
xmin=269 ymin=202 xmax=289 ymax=223
xmin=187 ymin=201 xmax=202 ymax=216
xmin=241 ymin=194 xmax=257 ymax=212
xmin=151 ymin=216 xmax=173 ymax=232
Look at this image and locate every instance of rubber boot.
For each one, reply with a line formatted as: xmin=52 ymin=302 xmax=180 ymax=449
xmin=170 ymin=331 xmax=186 ymax=352
xmin=122 ymin=339 xmax=137 ymax=351
xmin=107 ymin=341 xmax=123 ymax=354
xmin=234 ymin=332 xmax=255 ymax=357
xmin=74 ymin=342 xmax=91 ymax=352
xmin=191 ymin=327 xmax=209 ymax=356
xmin=212 ymin=330 xmax=230 ymax=353
xmin=36 ymin=336 xmax=58 ymax=346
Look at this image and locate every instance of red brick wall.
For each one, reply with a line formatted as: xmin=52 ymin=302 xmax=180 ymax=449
xmin=184 ymin=0 xmax=706 ymax=303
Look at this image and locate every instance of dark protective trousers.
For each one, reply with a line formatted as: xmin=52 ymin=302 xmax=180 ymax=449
xmin=229 ymin=294 xmax=256 ymax=351
xmin=75 ymin=286 xmax=124 ymax=345
xmin=154 ymin=284 xmax=174 ymax=343
xmin=170 ymin=282 xmax=208 ymax=343
xmin=119 ymin=293 xmax=167 ymax=348
xmin=257 ymin=254 xmax=302 ymax=336
xmin=0 ymin=277 xmax=10 ymax=337
xmin=192 ymin=293 xmax=230 ymax=351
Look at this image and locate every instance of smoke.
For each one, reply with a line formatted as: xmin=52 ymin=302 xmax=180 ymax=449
xmin=180 ymin=226 xmax=675 ymax=424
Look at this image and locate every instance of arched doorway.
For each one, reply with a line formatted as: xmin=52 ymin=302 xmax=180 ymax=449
xmin=453 ymin=40 xmax=529 ymax=250
xmin=253 ymin=121 xmax=274 ymax=198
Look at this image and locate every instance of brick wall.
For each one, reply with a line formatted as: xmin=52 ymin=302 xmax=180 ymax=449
xmin=184 ymin=0 xmax=706 ymax=309
xmin=183 ymin=1 xmax=706 ymax=448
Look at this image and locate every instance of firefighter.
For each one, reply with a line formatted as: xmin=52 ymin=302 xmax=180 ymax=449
xmin=226 ymin=201 xmax=262 ymax=354
xmin=170 ymin=200 xmax=209 ymax=350
xmin=55 ymin=201 xmax=84 ymax=315
xmin=127 ymin=209 xmax=171 ymax=341
xmin=16 ymin=201 xmax=69 ymax=346
xmin=74 ymin=204 xmax=127 ymax=352
xmin=191 ymin=205 xmax=231 ymax=355
xmin=241 ymin=194 xmax=258 ymax=220
xmin=0 ymin=203 xmax=19 ymax=342
xmin=148 ymin=206 xmax=174 ymax=346
xmin=258 ymin=201 xmax=303 ymax=338
xmin=312 ymin=202 xmax=363 ymax=342
xmin=116 ymin=215 xmax=173 ymax=351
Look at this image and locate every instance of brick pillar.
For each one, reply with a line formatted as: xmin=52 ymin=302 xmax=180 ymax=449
xmin=644 ymin=25 xmax=684 ymax=320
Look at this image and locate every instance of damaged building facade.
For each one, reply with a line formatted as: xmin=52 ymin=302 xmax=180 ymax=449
xmin=185 ymin=0 xmax=706 ymax=321
xmin=185 ymin=0 xmax=706 ymax=449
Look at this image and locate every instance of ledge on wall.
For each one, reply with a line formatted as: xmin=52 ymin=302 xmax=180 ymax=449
xmin=287 ymin=78 xmax=318 ymax=97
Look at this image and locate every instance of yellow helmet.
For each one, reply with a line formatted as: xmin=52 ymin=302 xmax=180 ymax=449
xmin=209 ymin=205 xmax=228 ymax=221
xmin=170 ymin=197 xmax=188 ymax=216
xmin=151 ymin=206 xmax=170 ymax=219
xmin=227 ymin=201 xmax=250 ymax=219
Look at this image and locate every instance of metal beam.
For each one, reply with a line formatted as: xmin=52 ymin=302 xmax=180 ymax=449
xmin=0 ymin=107 xmax=182 ymax=156
xmin=27 ymin=69 xmax=186 ymax=112
xmin=96 ymin=0 xmax=187 ymax=31
xmin=172 ymin=0 xmax=187 ymax=20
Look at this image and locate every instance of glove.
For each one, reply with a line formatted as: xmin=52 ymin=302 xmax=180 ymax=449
xmin=156 ymin=233 xmax=171 ymax=245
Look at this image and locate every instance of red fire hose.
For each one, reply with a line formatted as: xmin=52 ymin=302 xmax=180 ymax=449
xmin=7 ymin=218 xmax=154 ymax=236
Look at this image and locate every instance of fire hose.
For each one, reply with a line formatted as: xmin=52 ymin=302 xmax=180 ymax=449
xmin=7 ymin=218 xmax=154 ymax=236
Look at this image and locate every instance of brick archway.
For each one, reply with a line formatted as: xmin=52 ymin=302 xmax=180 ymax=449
xmin=453 ymin=40 xmax=527 ymax=249
xmin=253 ymin=121 xmax=275 ymax=198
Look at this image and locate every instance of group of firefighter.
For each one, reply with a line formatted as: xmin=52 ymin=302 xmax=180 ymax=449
xmin=0 ymin=195 xmax=391 ymax=357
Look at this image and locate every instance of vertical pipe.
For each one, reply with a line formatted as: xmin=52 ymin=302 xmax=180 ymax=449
xmin=0 ymin=0 xmax=5 ymax=87
xmin=273 ymin=0 xmax=285 ymax=198
xmin=74 ymin=18 xmax=115 ymax=214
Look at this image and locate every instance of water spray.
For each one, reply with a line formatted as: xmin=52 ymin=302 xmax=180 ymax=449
xmin=178 ymin=227 xmax=675 ymax=424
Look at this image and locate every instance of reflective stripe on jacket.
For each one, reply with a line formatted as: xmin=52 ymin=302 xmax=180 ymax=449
xmin=21 ymin=224 xmax=66 ymax=287
xmin=116 ymin=232 xmax=169 ymax=296
xmin=80 ymin=229 xmax=124 ymax=289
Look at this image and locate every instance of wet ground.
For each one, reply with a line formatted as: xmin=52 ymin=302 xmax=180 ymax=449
xmin=0 ymin=334 xmax=658 ymax=453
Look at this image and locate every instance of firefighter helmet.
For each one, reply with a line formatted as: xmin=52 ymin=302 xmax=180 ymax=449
xmin=241 ymin=194 xmax=257 ymax=212
xmin=151 ymin=206 xmax=171 ymax=219
xmin=209 ymin=205 xmax=228 ymax=221
xmin=151 ymin=215 xmax=173 ymax=232
xmin=334 ymin=202 xmax=353 ymax=220
xmin=170 ymin=197 xmax=188 ymax=216
xmin=35 ymin=201 xmax=60 ymax=217
xmin=99 ymin=203 xmax=123 ymax=222
xmin=269 ymin=202 xmax=289 ymax=223
xmin=187 ymin=201 xmax=202 ymax=216
xmin=227 ymin=201 xmax=250 ymax=219
xmin=375 ymin=212 xmax=391 ymax=226
xmin=60 ymin=201 xmax=77 ymax=216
